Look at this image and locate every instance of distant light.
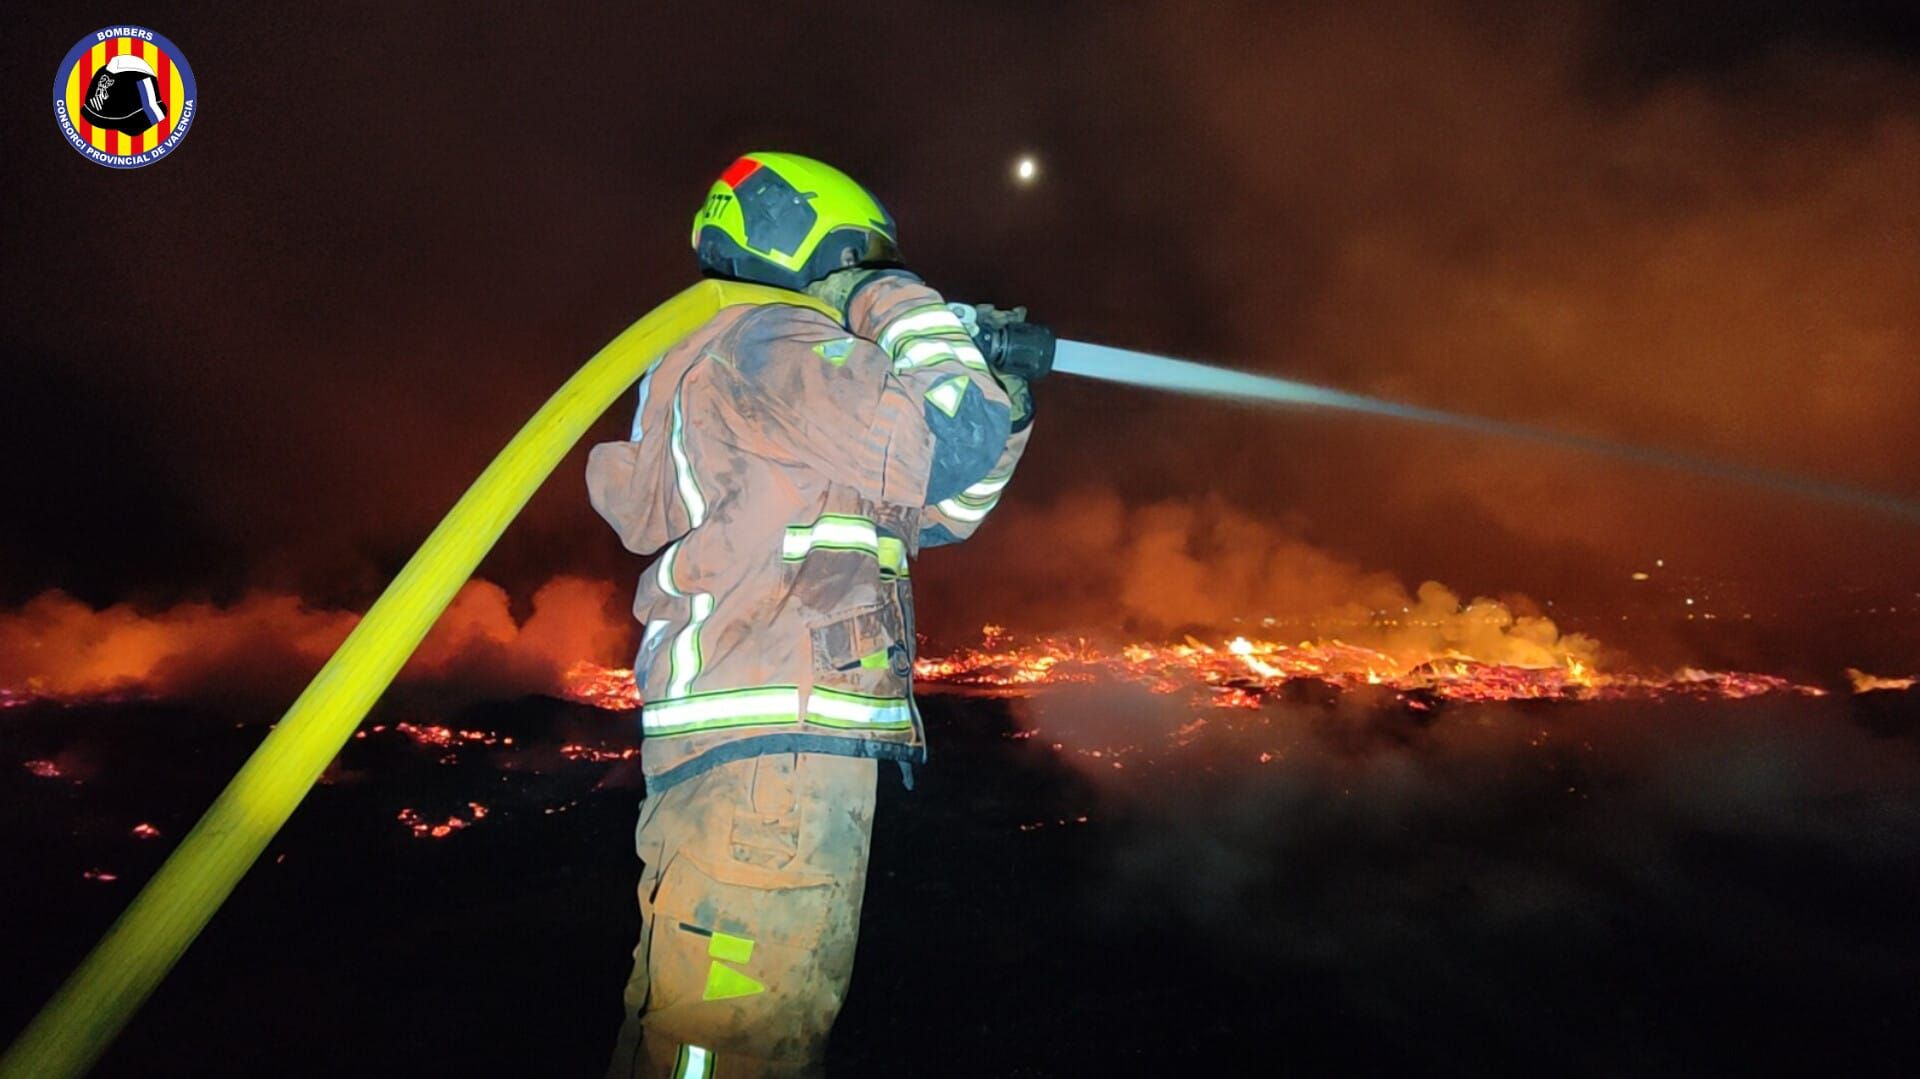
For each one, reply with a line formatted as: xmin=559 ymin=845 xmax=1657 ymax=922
xmin=1013 ymin=155 xmax=1039 ymax=184
xmin=1631 ymin=572 xmax=1650 ymax=581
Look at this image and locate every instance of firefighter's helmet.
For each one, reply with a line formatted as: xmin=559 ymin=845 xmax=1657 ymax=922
xmin=691 ymin=153 xmax=900 ymax=290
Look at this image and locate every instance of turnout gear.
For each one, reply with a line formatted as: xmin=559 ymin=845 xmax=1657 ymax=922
xmin=592 ymin=268 xmax=1029 ymax=1075
xmin=600 ymin=155 xmax=1031 ymax=1075
xmin=587 ymin=272 xmax=1028 ymax=790
xmin=692 ymin=153 xmax=902 ymax=292
xmin=607 ymin=753 xmax=876 ymax=1079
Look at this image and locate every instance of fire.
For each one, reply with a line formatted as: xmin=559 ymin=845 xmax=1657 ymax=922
xmin=393 ymin=722 xmax=502 ymax=748
xmin=1846 ymin=668 xmax=1917 ymax=694
xmin=560 ymin=660 xmax=642 ymax=711
xmin=396 ymin=801 xmax=490 ymax=840
xmin=560 ymin=742 xmax=641 ymax=762
xmin=896 ymin=632 xmax=1824 ymax=703
xmin=557 ymin=629 xmax=1827 ymax=712
xmin=0 ymin=581 xmax=1844 ymax=715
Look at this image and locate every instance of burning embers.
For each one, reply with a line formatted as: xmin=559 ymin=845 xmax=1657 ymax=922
xmin=556 ymin=628 xmax=1831 ymax=715
xmin=396 ymin=803 xmax=489 ymax=839
xmin=560 ymin=660 xmax=643 ymax=712
xmin=560 ymin=632 xmax=1830 ymax=711
xmin=905 ymin=632 xmax=1827 ymax=703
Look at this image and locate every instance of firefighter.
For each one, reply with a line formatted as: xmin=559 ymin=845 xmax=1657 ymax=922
xmin=589 ymin=152 xmax=1034 ymax=1078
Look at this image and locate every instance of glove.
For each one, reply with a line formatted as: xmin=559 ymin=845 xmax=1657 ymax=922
xmin=952 ymin=303 xmax=1047 ymax=431
xmin=997 ymin=368 xmax=1036 ymax=433
xmin=804 ymin=267 xmax=917 ymax=323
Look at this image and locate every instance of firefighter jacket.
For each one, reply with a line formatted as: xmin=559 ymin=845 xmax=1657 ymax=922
xmin=587 ymin=274 xmax=1030 ymax=790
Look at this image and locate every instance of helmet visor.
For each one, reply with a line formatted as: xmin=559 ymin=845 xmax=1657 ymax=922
xmin=855 ymin=228 xmax=902 ymax=268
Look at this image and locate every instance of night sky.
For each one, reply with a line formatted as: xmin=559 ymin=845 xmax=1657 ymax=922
xmin=5 ymin=2 xmax=1919 ymax=673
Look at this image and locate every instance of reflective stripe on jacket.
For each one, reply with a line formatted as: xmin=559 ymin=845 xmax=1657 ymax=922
xmin=587 ymin=275 xmax=1030 ymax=788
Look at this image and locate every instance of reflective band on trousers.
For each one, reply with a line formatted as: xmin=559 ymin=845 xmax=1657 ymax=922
xmin=641 ymin=684 xmax=914 ymax=736
xmin=674 ymin=1044 xmax=712 ymax=1079
xmin=782 ymin=514 xmax=909 ymax=577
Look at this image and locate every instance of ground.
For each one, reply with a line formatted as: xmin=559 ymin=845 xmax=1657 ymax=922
xmin=4 ymin=685 xmax=1919 ymax=1076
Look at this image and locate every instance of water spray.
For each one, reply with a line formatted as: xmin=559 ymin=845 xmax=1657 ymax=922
xmin=967 ymin=315 xmax=1919 ymax=523
xmin=1050 ymin=340 xmax=1920 ymax=522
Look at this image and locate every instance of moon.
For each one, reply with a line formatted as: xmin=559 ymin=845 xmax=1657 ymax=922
xmin=1013 ymin=155 xmax=1039 ymax=184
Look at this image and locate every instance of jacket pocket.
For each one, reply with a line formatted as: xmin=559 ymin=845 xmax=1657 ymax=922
xmin=808 ymin=602 xmax=910 ymax=680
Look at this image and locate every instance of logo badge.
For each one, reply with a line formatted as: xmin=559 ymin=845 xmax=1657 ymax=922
xmin=53 ymin=25 xmax=196 ymax=169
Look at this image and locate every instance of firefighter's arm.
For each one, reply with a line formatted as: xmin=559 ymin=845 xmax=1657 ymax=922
xmin=842 ymin=274 xmax=1025 ymax=543
xmin=915 ymin=420 xmax=1031 ymax=546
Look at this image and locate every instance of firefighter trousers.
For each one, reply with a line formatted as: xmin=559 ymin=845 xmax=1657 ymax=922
xmin=607 ymin=752 xmax=878 ymax=1078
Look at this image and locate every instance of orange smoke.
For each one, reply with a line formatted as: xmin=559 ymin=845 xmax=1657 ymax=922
xmin=923 ymin=491 xmax=1608 ymax=672
xmin=0 ymin=576 xmax=630 ymax=705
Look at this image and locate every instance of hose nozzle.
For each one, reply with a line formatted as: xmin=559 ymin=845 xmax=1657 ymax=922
xmin=948 ymin=303 xmax=1055 ymax=382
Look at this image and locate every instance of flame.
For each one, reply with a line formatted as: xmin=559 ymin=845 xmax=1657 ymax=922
xmin=0 ymin=580 xmax=1837 ymax=717
xmin=396 ymin=801 xmax=491 ymax=840
xmin=559 ymin=659 xmax=643 ymax=711
xmin=1845 ymin=668 xmax=1917 ymax=694
xmin=895 ymin=631 xmax=1823 ymax=702
xmin=393 ymin=722 xmax=503 ymax=749
xmin=560 ymin=742 xmax=641 ymax=763
xmin=558 ymin=629 xmax=1826 ymax=711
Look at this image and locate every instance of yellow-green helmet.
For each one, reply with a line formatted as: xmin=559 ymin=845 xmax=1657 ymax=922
xmin=691 ymin=152 xmax=901 ymax=291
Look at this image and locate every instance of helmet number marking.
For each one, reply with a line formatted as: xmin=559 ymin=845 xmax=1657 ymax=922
xmin=701 ymin=192 xmax=733 ymax=220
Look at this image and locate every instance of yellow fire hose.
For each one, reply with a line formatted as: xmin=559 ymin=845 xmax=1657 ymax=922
xmin=0 ymin=280 xmax=837 ymax=1079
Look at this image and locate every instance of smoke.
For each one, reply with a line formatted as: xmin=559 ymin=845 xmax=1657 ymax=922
xmin=1054 ymin=0 xmax=1920 ymax=605
xmin=1001 ymin=674 xmax=1920 ymax=1069
xmin=922 ymin=488 xmax=1605 ymax=668
xmin=0 ymin=577 xmax=630 ymax=705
